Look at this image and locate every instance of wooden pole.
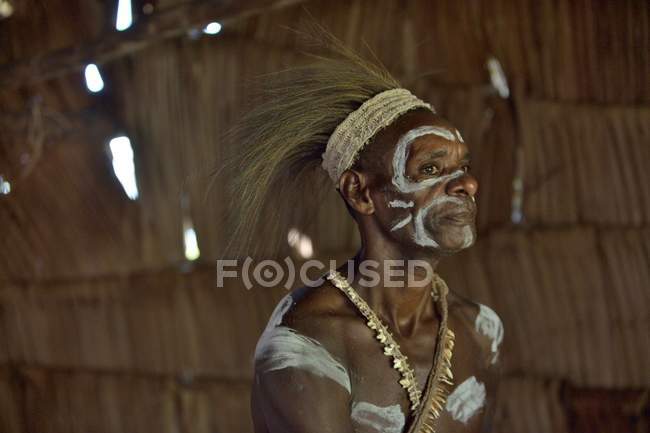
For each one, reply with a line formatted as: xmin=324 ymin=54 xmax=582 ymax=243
xmin=0 ymin=0 xmax=308 ymax=88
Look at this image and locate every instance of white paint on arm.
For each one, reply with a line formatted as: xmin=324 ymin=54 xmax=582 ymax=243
xmin=255 ymin=326 xmax=352 ymax=393
xmin=475 ymin=304 xmax=504 ymax=364
xmin=351 ymin=401 xmax=405 ymax=433
xmin=265 ymin=294 xmax=294 ymax=330
xmin=445 ymin=376 xmax=486 ymax=424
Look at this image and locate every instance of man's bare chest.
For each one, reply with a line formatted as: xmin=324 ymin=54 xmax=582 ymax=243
xmin=342 ymin=319 xmax=487 ymax=433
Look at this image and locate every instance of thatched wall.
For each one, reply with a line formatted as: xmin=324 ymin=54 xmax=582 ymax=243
xmin=1 ymin=0 xmax=648 ymax=431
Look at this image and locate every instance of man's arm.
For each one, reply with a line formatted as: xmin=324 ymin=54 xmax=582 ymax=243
xmin=252 ymin=311 xmax=356 ymax=433
xmin=253 ymin=366 xmax=356 ymax=433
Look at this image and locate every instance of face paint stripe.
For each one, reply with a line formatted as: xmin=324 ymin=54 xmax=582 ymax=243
xmin=412 ymin=186 xmax=467 ymax=248
xmin=392 ymin=125 xmax=465 ymax=194
xmin=390 ymin=214 xmax=413 ymax=232
xmin=388 ymin=200 xmax=414 ymax=208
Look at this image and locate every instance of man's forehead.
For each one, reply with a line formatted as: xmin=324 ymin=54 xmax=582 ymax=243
xmin=394 ymin=109 xmax=453 ymax=133
xmin=388 ymin=111 xmax=465 ymax=153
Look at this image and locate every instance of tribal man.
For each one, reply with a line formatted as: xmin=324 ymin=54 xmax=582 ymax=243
xmin=229 ymin=32 xmax=504 ymax=433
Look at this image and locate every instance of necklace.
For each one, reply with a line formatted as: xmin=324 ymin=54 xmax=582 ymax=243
xmin=325 ymin=270 xmax=455 ymax=431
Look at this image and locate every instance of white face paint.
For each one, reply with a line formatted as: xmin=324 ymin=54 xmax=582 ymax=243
xmin=410 ymin=182 xmax=473 ymax=248
xmin=388 ymin=199 xmax=414 ymax=208
xmin=459 ymin=225 xmax=475 ymax=249
xmin=351 ymin=401 xmax=405 ymax=433
xmin=387 ymin=126 xmax=474 ymax=249
xmin=475 ymin=304 xmax=504 ymax=364
xmin=390 ymin=214 xmax=412 ymax=232
xmin=392 ymin=126 xmax=463 ymax=194
xmin=255 ymin=326 xmax=351 ymax=393
xmin=445 ymin=376 xmax=486 ymax=424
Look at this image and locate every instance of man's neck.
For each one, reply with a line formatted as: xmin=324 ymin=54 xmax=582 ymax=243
xmin=343 ymin=238 xmax=441 ymax=338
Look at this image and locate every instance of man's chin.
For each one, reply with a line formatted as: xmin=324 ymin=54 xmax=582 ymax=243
xmin=429 ymin=225 xmax=476 ymax=255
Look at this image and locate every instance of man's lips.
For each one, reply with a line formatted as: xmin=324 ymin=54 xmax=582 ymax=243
xmin=435 ymin=202 xmax=476 ymax=225
xmin=439 ymin=212 xmax=475 ymax=225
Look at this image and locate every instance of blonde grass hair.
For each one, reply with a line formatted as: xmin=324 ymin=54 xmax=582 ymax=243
xmin=223 ymin=25 xmax=402 ymax=258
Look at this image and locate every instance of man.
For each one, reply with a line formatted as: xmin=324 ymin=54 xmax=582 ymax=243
xmin=229 ymin=32 xmax=503 ymax=433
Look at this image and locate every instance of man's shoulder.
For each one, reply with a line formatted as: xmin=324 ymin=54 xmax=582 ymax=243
xmin=261 ymin=278 xmax=366 ymax=359
xmin=448 ymin=293 xmax=504 ymax=368
xmin=283 ymin=278 xmax=359 ymax=328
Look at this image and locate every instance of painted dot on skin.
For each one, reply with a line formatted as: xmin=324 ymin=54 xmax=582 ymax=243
xmin=445 ymin=376 xmax=486 ymax=424
xmin=351 ymin=401 xmax=405 ymax=433
xmin=475 ymin=304 xmax=504 ymax=364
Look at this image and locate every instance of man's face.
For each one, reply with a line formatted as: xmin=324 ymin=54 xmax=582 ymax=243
xmin=367 ymin=110 xmax=479 ymax=255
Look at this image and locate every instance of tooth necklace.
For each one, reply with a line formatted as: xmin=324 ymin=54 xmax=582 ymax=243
xmin=325 ymin=270 xmax=455 ymax=432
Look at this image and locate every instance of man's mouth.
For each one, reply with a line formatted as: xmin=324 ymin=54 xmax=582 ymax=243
xmin=439 ymin=212 xmax=475 ymax=225
xmin=436 ymin=204 xmax=476 ymax=226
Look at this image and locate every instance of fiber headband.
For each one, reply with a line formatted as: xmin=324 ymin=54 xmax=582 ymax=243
xmin=321 ymin=88 xmax=434 ymax=186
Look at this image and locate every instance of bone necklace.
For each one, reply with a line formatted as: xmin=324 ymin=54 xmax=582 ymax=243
xmin=325 ymin=270 xmax=455 ymax=432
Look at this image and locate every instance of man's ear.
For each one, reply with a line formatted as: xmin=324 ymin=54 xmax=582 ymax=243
xmin=338 ymin=169 xmax=375 ymax=216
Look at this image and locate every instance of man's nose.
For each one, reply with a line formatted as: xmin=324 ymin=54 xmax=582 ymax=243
xmin=446 ymin=173 xmax=479 ymax=198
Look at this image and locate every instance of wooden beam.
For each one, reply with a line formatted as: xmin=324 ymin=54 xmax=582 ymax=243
xmin=0 ymin=0 xmax=308 ymax=89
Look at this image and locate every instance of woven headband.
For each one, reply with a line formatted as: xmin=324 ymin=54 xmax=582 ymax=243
xmin=321 ymin=88 xmax=434 ymax=186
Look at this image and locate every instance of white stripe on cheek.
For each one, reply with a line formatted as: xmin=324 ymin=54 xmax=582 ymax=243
xmin=390 ymin=214 xmax=412 ymax=232
xmin=411 ymin=180 xmax=466 ymax=248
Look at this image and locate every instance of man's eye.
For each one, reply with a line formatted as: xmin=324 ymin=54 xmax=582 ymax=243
xmin=421 ymin=164 xmax=440 ymax=176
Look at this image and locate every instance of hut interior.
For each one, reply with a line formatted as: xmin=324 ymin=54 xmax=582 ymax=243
xmin=0 ymin=0 xmax=649 ymax=432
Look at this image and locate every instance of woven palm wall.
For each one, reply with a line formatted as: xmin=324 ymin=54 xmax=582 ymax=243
xmin=0 ymin=0 xmax=648 ymax=432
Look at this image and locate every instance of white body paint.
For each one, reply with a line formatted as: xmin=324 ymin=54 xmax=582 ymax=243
xmin=391 ymin=214 xmax=413 ymax=232
xmin=475 ymin=304 xmax=504 ymax=364
xmin=265 ymin=294 xmax=294 ymax=330
xmin=445 ymin=376 xmax=486 ymax=424
xmin=254 ymin=294 xmax=351 ymax=392
xmin=455 ymin=129 xmax=465 ymax=143
xmin=388 ymin=200 xmax=414 ymax=208
xmin=255 ymin=326 xmax=352 ymax=393
xmin=351 ymin=401 xmax=405 ymax=433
